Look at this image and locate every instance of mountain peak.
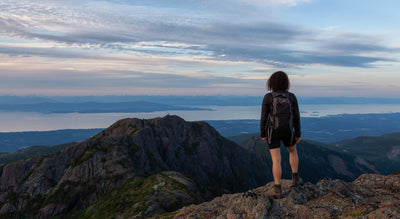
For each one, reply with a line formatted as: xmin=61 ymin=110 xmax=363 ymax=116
xmin=174 ymin=173 xmax=400 ymax=218
xmin=98 ymin=115 xmax=189 ymax=137
xmin=0 ymin=115 xmax=269 ymax=218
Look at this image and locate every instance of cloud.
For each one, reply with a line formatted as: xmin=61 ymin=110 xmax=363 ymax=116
xmin=0 ymin=0 xmax=398 ymax=69
xmin=0 ymin=67 xmax=263 ymax=95
xmin=0 ymin=45 xmax=100 ymax=59
xmin=214 ymin=47 xmax=389 ymax=68
xmin=320 ymin=33 xmax=400 ymax=55
xmin=236 ymin=0 xmax=312 ymax=7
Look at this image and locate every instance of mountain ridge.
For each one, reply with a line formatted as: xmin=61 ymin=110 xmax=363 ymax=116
xmin=229 ymin=133 xmax=381 ymax=183
xmin=2 ymin=114 xmax=400 ymax=152
xmin=0 ymin=129 xmax=103 ymax=153
xmin=0 ymin=115 xmax=270 ymax=218
xmin=0 ymin=143 xmax=74 ymax=164
xmin=329 ymin=132 xmax=400 ymax=174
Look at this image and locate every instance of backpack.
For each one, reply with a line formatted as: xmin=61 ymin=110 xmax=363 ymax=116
xmin=267 ymin=91 xmax=294 ymax=144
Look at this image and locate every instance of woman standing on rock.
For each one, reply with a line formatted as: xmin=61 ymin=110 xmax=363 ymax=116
xmin=260 ymin=71 xmax=302 ymax=198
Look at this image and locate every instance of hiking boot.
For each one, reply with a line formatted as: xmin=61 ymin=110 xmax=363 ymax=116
xmin=292 ymin=173 xmax=304 ymax=187
xmin=273 ymin=184 xmax=282 ymax=199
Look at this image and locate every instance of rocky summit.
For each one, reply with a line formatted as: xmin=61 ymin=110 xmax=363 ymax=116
xmin=174 ymin=173 xmax=400 ymax=218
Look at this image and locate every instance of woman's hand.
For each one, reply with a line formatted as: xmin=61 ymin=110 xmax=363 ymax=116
xmin=295 ymin=137 xmax=301 ymax=144
xmin=262 ymin=137 xmax=267 ymax=141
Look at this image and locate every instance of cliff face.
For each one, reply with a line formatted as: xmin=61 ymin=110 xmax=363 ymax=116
xmin=0 ymin=115 xmax=270 ymax=218
xmin=174 ymin=173 xmax=400 ymax=218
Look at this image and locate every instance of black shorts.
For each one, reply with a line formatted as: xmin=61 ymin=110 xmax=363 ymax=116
xmin=267 ymin=127 xmax=296 ymax=149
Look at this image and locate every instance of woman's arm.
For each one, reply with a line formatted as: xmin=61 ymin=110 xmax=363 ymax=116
xmin=260 ymin=94 xmax=270 ymax=138
xmin=292 ymin=93 xmax=301 ymax=138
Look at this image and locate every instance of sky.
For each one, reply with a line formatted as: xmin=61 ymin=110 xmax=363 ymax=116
xmin=0 ymin=0 xmax=399 ymax=97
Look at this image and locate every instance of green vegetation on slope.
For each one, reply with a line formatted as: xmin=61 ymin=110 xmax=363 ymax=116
xmin=332 ymin=132 xmax=400 ymax=174
xmin=80 ymin=171 xmax=208 ymax=219
xmin=391 ymin=170 xmax=400 ymax=175
xmin=0 ymin=129 xmax=103 ymax=152
xmin=229 ymin=133 xmax=381 ymax=183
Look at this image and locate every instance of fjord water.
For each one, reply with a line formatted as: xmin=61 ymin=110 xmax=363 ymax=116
xmin=1 ymin=103 xmax=400 ymax=132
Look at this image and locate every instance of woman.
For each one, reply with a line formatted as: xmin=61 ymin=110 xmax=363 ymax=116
xmin=260 ymin=71 xmax=302 ymax=198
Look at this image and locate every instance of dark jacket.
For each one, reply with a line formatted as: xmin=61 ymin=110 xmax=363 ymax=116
xmin=260 ymin=91 xmax=301 ymax=138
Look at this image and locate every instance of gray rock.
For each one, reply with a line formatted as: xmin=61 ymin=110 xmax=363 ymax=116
xmin=174 ymin=174 xmax=400 ymax=218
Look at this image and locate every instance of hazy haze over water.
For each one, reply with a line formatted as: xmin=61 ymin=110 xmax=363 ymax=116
xmin=2 ymin=104 xmax=400 ymax=132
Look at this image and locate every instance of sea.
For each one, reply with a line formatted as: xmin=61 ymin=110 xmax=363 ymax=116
xmin=1 ymin=104 xmax=400 ymax=132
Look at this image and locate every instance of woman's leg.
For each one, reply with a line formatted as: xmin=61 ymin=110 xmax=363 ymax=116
xmin=269 ymin=148 xmax=282 ymax=185
xmin=287 ymin=144 xmax=303 ymax=186
xmin=287 ymin=144 xmax=299 ymax=174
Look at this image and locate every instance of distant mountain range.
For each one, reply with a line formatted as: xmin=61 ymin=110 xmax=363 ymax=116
xmin=1 ymin=95 xmax=400 ymax=116
xmin=2 ymin=113 xmax=400 ymax=153
xmin=230 ymin=131 xmax=400 ymax=175
xmin=0 ymin=143 xmax=74 ymax=164
xmin=208 ymin=113 xmax=400 ymax=142
xmin=228 ymin=134 xmax=381 ymax=183
xmin=329 ymin=132 xmax=400 ymax=174
xmin=0 ymin=129 xmax=103 ymax=152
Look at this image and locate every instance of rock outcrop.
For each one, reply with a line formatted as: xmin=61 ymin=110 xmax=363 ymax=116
xmin=174 ymin=173 xmax=400 ymax=218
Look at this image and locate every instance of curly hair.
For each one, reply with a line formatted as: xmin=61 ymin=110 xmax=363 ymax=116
xmin=267 ymin=71 xmax=290 ymax=92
